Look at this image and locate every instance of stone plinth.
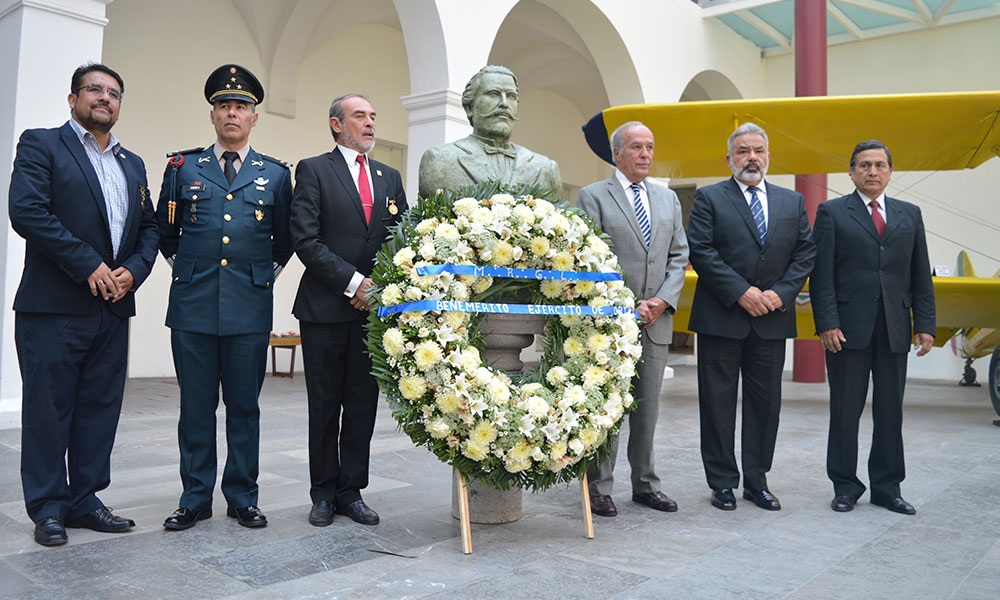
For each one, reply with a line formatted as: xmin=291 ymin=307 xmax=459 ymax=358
xmin=451 ymin=312 xmax=545 ymax=523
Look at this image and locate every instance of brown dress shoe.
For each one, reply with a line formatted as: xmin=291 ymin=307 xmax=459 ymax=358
xmin=632 ymin=491 xmax=678 ymax=512
xmin=590 ymin=494 xmax=617 ymax=517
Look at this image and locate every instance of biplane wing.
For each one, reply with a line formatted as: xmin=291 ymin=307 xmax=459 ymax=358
xmin=582 ymin=91 xmax=1000 ymax=178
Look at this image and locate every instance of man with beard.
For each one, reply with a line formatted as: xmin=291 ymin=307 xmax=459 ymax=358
xmin=9 ymin=63 xmax=159 ymax=545
xmin=418 ymin=65 xmax=561 ymax=198
xmin=157 ymin=64 xmax=293 ymax=530
xmin=687 ymin=123 xmax=815 ymax=512
xmin=291 ymin=94 xmax=406 ymax=527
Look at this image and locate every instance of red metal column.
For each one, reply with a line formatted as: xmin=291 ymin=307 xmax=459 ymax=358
xmin=793 ymin=0 xmax=827 ymax=383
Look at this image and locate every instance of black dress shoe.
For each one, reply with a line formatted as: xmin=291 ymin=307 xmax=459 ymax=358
xmin=590 ymin=494 xmax=618 ymax=517
xmin=226 ymin=506 xmax=268 ymax=528
xmin=34 ymin=516 xmax=67 ymax=546
xmin=308 ymin=500 xmax=334 ymax=527
xmin=65 ymin=506 xmax=135 ymax=532
xmin=711 ymin=488 xmax=737 ymax=510
xmin=632 ymin=491 xmax=678 ymax=512
xmin=743 ymin=489 xmax=781 ymax=511
xmin=872 ymin=496 xmax=916 ymax=515
xmin=335 ymin=500 xmax=379 ymax=525
xmin=831 ymin=495 xmax=855 ymax=512
xmin=163 ymin=507 xmax=213 ymax=530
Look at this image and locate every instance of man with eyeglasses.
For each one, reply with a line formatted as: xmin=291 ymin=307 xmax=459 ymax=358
xmin=9 ymin=63 xmax=159 ymax=546
xmin=810 ymin=140 xmax=935 ymax=515
xmin=156 ymin=64 xmax=293 ymax=531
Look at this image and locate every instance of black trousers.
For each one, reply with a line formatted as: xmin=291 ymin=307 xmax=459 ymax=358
xmin=825 ymin=302 xmax=908 ymax=501
xmin=697 ymin=330 xmax=785 ymax=492
xmin=300 ymin=318 xmax=378 ymax=505
xmin=15 ymin=307 xmax=128 ymax=523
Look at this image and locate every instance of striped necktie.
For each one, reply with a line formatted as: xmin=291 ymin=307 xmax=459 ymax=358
xmin=747 ymin=185 xmax=767 ymax=244
xmin=630 ymin=183 xmax=651 ymax=246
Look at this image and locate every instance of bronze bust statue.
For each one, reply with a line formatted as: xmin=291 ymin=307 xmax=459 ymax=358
xmin=418 ymin=66 xmax=562 ymax=198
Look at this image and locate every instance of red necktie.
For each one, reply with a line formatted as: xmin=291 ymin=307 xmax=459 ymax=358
xmin=870 ymin=199 xmax=885 ymax=238
xmin=356 ymin=154 xmax=372 ymax=224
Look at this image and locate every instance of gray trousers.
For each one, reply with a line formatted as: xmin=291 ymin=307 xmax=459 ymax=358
xmin=588 ymin=331 xmax=669 ymax=496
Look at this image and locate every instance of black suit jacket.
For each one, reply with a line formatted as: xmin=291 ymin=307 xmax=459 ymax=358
xmin=8 ymin=122 xmax=159 ymax=319
xmin=290 ymin=147 xmax=406 ymax=322
xmin=687 ymin=177 xmax=815 ymax=340
xmin=809 ymin=191 xmax=935 ymax=354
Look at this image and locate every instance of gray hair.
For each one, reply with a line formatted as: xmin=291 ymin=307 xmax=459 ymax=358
xmin=461 ymin=66 xmax=517 ymax=125
xmin=609 ymin=121 xmax=650 ymax=165
xmin=727 ymin=122 xmax=768 ymax=155
xmin=328 ymin=93 xmax=371 ymax=141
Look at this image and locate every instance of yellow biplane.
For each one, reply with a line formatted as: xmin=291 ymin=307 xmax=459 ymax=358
xmin=582 ymin=91 xmax=1000 ymax=416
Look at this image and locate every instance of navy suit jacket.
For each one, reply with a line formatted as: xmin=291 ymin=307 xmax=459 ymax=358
xmin=687 ymin=177 xmax=815 ymax=340
xmin=809 ymin=191 xmax=935 ymax=354
xmin=290 ymin=147 xmax=406 ymax=323
xmin=8 ymin=122 xmax=159 ymax=318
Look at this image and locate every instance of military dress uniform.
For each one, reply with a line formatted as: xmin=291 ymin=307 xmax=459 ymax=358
xmin=156 ymin=65 xmax=293 ymax=527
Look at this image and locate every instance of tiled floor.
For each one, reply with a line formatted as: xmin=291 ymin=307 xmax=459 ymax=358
xmin=1 ymin=366 xmax=998 ymax=599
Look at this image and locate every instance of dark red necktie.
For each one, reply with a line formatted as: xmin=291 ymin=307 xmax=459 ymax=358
xmin=356 ymin=154 xmax=372 ymax=224
xmin=870 ymin=199 xmax=885 ymax=238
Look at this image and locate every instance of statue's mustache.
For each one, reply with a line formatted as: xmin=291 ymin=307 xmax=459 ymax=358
xmin=482 ymin=109 xmax=519 ymax=121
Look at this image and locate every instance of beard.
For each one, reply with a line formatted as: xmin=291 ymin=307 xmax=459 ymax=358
xmin=729 ymin=159 xmax=767 ymax=184
xmin=74 ymin=102 xmax=116 ymax=134
xmin=341 ymin=129 xmax=375 ymax=153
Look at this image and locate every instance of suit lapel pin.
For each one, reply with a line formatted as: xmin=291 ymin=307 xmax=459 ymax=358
xmin=198 ymin=156 xmax=211 ymax=163
xmin=139 ymin=185 xmax=146 ymax=209
xmin=388 ymin=198 xmax=398 ymax=215
xmin=376 ymin=169 xmax=382 ymax=176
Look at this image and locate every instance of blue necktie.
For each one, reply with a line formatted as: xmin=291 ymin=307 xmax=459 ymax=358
xmin=630 ymin=183 xmax=651 ymax=246
xmin=747 ymin=185 xmax=766 ymax=244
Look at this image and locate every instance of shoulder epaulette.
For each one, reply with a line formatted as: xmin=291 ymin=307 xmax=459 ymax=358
xmin=260 ymin=153 xmax=293 ymax=169
xmin=165 ymin=147 xmax=205 ymax=158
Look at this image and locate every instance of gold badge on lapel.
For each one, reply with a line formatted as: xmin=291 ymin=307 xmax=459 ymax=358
xmin=139 ymin=185 xmax=147 ymax=209
xmin=388 ymin=198 xmax=398 ymax=215
xmin=255 ymin=209 xmax=264 ymax=221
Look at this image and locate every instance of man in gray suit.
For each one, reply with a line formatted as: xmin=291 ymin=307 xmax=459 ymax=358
xmin=577 ymin=121 xmax=689 ymax=517
xmin=418 ymin=65 xmax=561 ymax=198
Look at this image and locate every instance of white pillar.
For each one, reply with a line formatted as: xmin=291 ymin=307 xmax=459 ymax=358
xmin=399 ymin=88 xmax=470 ymax=203
xmin=0 ymin=0 xmax=113 ymax=427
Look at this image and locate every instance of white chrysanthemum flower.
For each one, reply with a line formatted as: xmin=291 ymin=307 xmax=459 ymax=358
xmin=587 ymin=333 xmax=611 ymax=352
xmin=564 ymin=385 xmax=586 ymax=406
xmin=512 ymin=204 xmax=535 ymax=225
xmin=383 ymin=328 xmax=405 ymax=358
xmin=435 ymin=389 xmax=460 ymax=413
xmin=381 ymin=283 xmax=403 ymax=306
xmin=393 ymin=247 xmax=416 ymax=267
xmin=470 ymin=422 xmax=498 ymax=446
xmin=539 ymin=279 xmax=563 ymax=299
xmin=419 ymin=241 xmax=436 ymax=260
xmin=493 ymin=241 xmax=514 ymax=266
xmin=546 ymin=366 xmax=570 ymax=386
xmin=526 ymin=395 xmax=549 ymax=418
xmin=434 ymin=222 xmax=460 ymax=240
xmin=552 ymin=252 xmax=574 ymax=271
xmin=426 ymin=417 xmax=451 ymax=439
xmin=413 ymin=341 xmax=443 ymax=371
xmin=453 ymin=198 xmax=479 ymax=216
xmin=488 ymin=379 xmax=510 ymax=405
xmin=399 ymin=375 xmax=426 ymax=401
xmin=563 ymin=337 xmax=585 ymax=356
xmin=462 ymin=440 xmax=489 ymax=461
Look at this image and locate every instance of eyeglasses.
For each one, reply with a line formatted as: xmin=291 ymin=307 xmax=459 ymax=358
xmin=75 ymin=84 xmax=123 ymax=101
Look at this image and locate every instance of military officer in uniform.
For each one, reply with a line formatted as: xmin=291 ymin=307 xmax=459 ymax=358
xmin=156 ymin=64 xmax=293 ymax=530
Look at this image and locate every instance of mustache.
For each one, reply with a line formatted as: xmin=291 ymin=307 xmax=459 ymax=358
xmin=483 ymin=109 xmax=519 ymax=121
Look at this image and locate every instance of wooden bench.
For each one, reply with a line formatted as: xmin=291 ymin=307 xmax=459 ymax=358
xmin=269 ymin=335 xmax=301 ymax=378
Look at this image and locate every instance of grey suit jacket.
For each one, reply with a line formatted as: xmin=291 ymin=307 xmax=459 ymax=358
xmin=577 ymin=175 xmax=689 ymax=345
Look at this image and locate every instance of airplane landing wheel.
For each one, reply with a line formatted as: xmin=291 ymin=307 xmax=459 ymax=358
xmin=990 ymin=346 xmax=1000 ymax=424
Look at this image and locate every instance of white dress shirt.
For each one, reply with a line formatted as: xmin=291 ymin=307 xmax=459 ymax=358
xmin=338 ymin=145 xmax=375 ymax=297
xmin=737 ymin=179 xmax=769 ymax=230
xmin=614 ymin=169 xmax=650 ymax=223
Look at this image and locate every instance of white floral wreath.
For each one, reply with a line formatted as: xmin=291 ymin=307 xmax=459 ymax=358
xmin=366 ymin=189 xmax=642 ymax=491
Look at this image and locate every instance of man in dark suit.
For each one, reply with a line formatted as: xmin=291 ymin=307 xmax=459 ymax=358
xmin=687 ymin=123 xmax=815 ymax=512
xmin=577 ymin=121 xmax=689 ymax=517
xmin=810 ymin=140 xmax=935 ymax=515
xmin=291 ymin=93 xmax=406 ymax=527
xmin=157 ymin=65 xmax=293 ymax=530
xmin=9 ymin=63 xmax=158 ymax=546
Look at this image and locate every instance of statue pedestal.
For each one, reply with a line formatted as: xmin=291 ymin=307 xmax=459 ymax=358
xmin=450 ymin=313 xmax=545 ymax=524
